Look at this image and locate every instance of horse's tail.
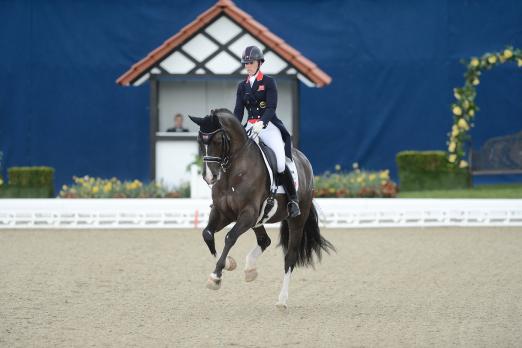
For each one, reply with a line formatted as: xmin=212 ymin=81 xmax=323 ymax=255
xmin=279 ymin=202 xmax=335 ymax=268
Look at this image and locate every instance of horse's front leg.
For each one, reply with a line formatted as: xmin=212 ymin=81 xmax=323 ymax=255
xmin=202 ymin=207 xmax=231 ymax=257
xmin=244 ymin=225 xmax=271 ymax=282
xmin=207 ymin=208 xmax=257 ymax=290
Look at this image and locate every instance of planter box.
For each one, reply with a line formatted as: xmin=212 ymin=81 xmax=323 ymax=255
xmin=190 ymin=165 xmax=211 ymax=198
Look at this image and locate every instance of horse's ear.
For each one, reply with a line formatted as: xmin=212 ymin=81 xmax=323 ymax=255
xmin=188 ymin=115 xmax=203 ymax=126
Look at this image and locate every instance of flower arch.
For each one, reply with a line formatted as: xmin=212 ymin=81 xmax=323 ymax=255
xmin=447 ymin=46 xmax=522 ymax=168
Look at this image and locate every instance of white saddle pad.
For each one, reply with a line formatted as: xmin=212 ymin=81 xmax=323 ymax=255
xmin=254 ymin=140 xmax=299 ymax=194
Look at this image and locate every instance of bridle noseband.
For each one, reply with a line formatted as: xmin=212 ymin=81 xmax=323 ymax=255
xmin=199 ymin=128 xmax=231 ymax=171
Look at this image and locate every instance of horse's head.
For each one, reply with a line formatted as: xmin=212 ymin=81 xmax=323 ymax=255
xmin=189 ymin=112 xmax=231 ymax=185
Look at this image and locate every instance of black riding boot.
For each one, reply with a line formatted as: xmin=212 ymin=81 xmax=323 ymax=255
xmin=279 ymin=167 xmax=301 ymax=218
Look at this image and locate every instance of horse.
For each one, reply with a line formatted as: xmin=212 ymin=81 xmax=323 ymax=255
xmin=189 ymin=108 xmax=334 ymax=309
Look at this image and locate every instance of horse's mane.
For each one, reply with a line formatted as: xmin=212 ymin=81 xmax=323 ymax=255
xmin=211 ymin=108 xmax=247 ymax=140
xmin=211 ymin=108 xmax=238 ymax=125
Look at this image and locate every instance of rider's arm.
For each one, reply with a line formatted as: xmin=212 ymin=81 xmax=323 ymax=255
xmin=233 ymin=83 xmax=245 ymax=122
xmin=260 ymin=77 xmax=277 ymax=126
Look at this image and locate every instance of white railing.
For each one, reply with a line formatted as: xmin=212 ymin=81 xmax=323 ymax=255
xmin=0 ymin=198 xmax=521 ymax=229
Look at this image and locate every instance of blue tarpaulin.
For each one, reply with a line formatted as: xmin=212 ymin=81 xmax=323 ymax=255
xmin=1 ymin=0 xmax=522 ymax=191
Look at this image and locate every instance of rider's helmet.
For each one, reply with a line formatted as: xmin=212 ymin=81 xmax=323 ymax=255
xmin=241 ymin=46 xmax=264 ymax=64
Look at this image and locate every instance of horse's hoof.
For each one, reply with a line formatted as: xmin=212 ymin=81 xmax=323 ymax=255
xmin=225 ymin=256 xmax=237 ymax=271
xmin=275 ymin=302 xmax=288 ymax=311
xmin=206 ymin=275 xmax=221 ymax=290
xmin=244 ymin=268 xmax=258 ymax=282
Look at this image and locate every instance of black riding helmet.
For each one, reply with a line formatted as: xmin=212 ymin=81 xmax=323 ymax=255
xmin=241 ymin=46 xmax=264 ymax=64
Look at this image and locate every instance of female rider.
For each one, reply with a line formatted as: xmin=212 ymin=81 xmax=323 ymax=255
xmin=233 ymin=46 xmax=300 ymax=218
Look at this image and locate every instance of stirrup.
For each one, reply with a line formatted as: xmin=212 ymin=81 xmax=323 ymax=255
xmin=287 ymin=200 xmax=301 ymax=218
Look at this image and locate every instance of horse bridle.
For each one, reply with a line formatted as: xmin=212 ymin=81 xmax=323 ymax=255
xmin=198 ymin=128 xmax=231 ymax=171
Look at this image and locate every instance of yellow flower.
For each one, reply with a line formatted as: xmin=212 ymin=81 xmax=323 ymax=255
xmin=452 ymin=106 xmax=462 ymax=116
xmin=369 ymin=174 xmax=376 ymax=181
xmin=472 ymin=78 xmax=480 ymax=86
xmin=92 ymin=186 xmax=99 ymax=193
xmin=457 ymin=118 xmax=469 ymax=130
xmin=503 ymin=49 xmax=513 ymax=59
xmin=103 ymin=182 xmax=112 ymax=193
xmin=459 ymin=160 xmax=469 ymax=168
xmin=379 ymin=170 xmax=390 ymax=180
xmin=470 ymin=58 xmax=480 ymax=67
xmin=62 ymin=185 xmax=68 ymax=191
xmin=487 ymin=55 xmax=497 ymax=64
xmin=462 ymin=100 xmax=470 ymax=110
xmin=448 ymin=142 xmax=456 ymax=153
xmin=468 ymin=109 xmax=475 ymax=117
xmin=453 ymin=89 xmax=461 ymax=100
xmin=452 ymin=125 xmax=459 ymax=137
xmin=518 ymin=59 xmax=522 ymax=67
xmin=448 ymin=154 xmax=457 ymax=163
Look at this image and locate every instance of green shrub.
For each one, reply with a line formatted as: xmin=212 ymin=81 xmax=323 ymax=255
xmin=7 ymin=166 xmax=55 ymax=197
xmin=396 ymin=151 xmax=470 ymax=191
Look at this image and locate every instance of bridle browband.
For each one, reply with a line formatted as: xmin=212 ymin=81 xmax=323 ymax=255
xmin=198 ymin=127 xmax=232 ymax=171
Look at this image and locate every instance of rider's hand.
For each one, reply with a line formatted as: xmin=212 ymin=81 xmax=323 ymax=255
xmin=251 ymin=121 xmax=264 ymax=135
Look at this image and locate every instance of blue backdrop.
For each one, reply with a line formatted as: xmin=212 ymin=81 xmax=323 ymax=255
xmin=1 ymin=0 xmax=522 ymax=191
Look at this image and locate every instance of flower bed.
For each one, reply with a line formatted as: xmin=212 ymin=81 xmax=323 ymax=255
xmin=59 ymin=176 xmax=189 ymax=198
xmin=314 ymin=167 xmax=398 ymax=198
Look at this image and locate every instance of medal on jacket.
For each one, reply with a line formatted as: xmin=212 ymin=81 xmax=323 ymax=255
xmin=259 ymin=101 xmax=267 ymax=108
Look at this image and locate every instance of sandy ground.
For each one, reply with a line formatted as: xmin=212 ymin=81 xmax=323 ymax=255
xmin=1 ymin=227 xmax=522 ymax=348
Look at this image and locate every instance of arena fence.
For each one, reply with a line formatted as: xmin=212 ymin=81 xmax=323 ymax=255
xmin=1 ymin=199 xmax=521 ymax=229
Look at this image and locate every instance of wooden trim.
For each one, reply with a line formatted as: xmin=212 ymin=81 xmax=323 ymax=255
xmin=153 ymin=73 xmax=295 ymax=81
xmin=471 ymin=170 xmax=522 ymax=175
xmin=149 ymin=78 xmax=159 ymax=181
xmin=155 ymin=132 xmax=198 ymax=141
xmin=291 ymin=77 xmax=300 ymax=148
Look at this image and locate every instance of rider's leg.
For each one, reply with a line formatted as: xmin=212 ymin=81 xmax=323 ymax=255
xmin=258 ymin=122 xmax=285 ymax=173
xmin=259 ymin=123 xmax=300 ymax=217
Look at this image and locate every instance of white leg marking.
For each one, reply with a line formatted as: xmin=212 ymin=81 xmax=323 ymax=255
xmin=207 ymin=272 xmax=221 ymax=290
xmin=276 ymin=269 xmax=292 ymax=309
xmin=245 ymin=245 xmax=262 ymax=270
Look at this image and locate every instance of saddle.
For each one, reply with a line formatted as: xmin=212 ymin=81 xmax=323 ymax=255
xmin=256 ymin=140 xmax=299 ymax=193
xmin=254 ymin=139 xmax=299 ymax=227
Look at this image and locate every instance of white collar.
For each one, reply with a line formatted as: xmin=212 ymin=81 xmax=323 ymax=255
xmin=248 ymin=71 xmax=259 ymax=86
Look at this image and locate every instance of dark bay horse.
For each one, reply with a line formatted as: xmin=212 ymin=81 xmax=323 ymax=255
xmin=189 ymin=108 xmax=334 ymax=309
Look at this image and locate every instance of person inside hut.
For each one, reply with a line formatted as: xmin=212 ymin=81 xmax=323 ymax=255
xmin=167 ymin=113 xmax=189 ymax=132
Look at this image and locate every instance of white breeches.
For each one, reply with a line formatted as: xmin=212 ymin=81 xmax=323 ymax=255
xmin=246 ymin=121 xmax=286 ymax=173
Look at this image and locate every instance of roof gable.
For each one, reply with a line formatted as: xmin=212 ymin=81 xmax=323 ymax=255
xmin=116 ymin=0 xmax=331 ymax=87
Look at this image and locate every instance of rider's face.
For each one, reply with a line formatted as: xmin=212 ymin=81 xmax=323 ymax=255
xmin=245 ymin=61 xmax=259 ymax=76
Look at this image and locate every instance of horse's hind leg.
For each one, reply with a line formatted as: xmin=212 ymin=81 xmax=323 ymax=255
xmin=244 ymin=226 xmax=271 ymax=282
xmin=276 ymin=215 xmax=307 ymax=310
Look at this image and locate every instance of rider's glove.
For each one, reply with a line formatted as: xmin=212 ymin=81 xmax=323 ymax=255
xmin=251 ymin=121 xmax=265 ymax=135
